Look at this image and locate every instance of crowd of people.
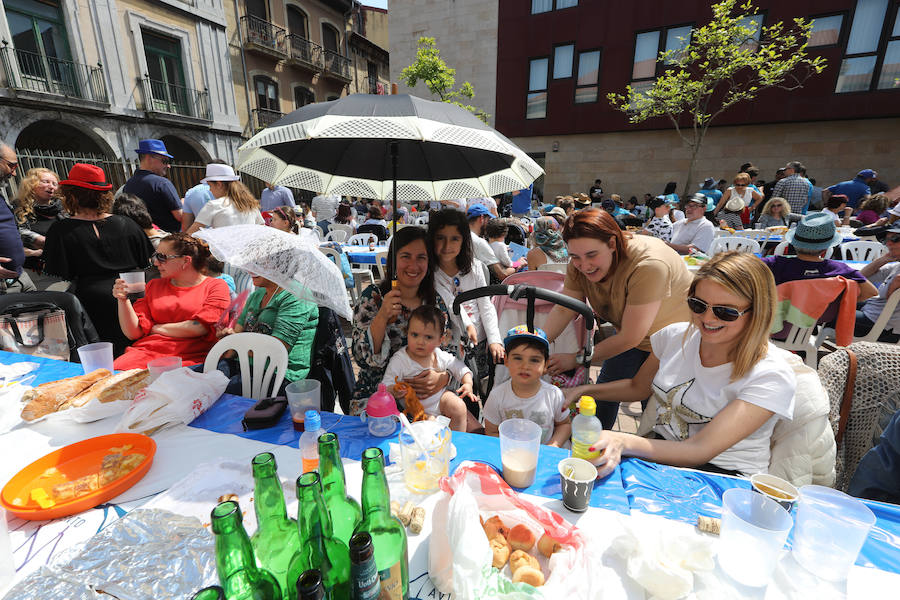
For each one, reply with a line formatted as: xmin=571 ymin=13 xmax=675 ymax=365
xmin=0 ymin=139 xmax=897 ymax=501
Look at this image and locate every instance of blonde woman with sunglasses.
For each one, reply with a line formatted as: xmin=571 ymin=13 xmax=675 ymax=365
xmin=564 ymin=252 xmax=796 ymax=478
xmin=757 ymin=197 xmax=791 ymax=228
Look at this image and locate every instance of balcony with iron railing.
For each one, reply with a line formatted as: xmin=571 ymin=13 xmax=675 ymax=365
xmin=241 ymin=15 xmax=287 ymax=58
xmin=285 ymin=34 xmax=323 ymax=72
xmin=140 ymin=77 xmax=211 ymax=122
xmin=322 ymin=50 xmax=352 ymax=82
xmin=253 ymin=107 xmax=283 ymax=130
xmin=0 ymin=43 xmax=108 ymax=104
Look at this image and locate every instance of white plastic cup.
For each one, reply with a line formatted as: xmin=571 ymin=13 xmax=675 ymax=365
xmin=147 ymin=356 xmax=182 ymax=382
xmin=119 ymin=271 xmax=146 ymax=293
xmin=791 ymin=485 xmax=875 ymax=581
xmin=285 ymin=379 xmax=320 ymax=431
xmin=0 ymin=507 xmax=13 ymax=590
xmin=77 ymin=342 xmax=114 ymax=374
xmin=718 ymin=488 xmax=793 ymax=587
xmin=498 ymin=418 xmax=542 ymax=488
xmin=399 ymin=420 xmax=451 ymax=493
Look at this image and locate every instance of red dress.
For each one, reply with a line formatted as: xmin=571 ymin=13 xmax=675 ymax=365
xmin=113 ymin=277 xmax=230 ymax=370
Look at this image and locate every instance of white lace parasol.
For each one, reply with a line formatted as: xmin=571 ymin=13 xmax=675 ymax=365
xmin=194 ymin=225 xmax=352 ymax=320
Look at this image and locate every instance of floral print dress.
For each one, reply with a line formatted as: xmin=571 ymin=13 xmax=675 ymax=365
xmin=350 ymin=284 xmax=456 ymax=415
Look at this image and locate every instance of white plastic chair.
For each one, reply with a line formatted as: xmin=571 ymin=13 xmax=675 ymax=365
xmin=772 ymin=240 xmax=834 ymax=258
xmin=821 ymin=288 xmax=900 ymax=345
xmin=319 ymin=245 xmax=371 ymax=303
xmin=537 ymin=262 xmax=568 ymax=273
xmin=840 ymin=241 xmax=886 ymax=262
xmin=708 ymin=236 xmax=761 ymax=255
xmin=733 ymin=229 xmax=770 ymax=246
xmin=313 ymin=225 xmax=325 ymax=241
xmin=324 ymin=229 xmax=348 ymax=243
xmin=348 ymin=233 xmax=378 ymax=246
xmin=204 ymin=332 xmax=288 ymax=400
xmin=374 ymin=250 xmax=388 ymax=280
xmin=329 ymin=223 xmax=354 ymax=238
xmin=772 ymin=326 xmax=820 ymax=368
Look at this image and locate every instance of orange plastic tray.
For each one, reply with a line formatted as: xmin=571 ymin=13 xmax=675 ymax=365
xmin=1 ymin=433 xmax=156 ymax=520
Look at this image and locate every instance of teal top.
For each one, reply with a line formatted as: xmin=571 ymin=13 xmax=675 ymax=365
xmin=237 ymin=288 xmax=318 ymax=383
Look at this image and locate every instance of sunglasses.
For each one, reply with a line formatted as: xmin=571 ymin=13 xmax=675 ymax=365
xmin=687 ymin=296 xmax=752 ymax=322
xmin=734 ymin=183 xmax=747 ymax=187
xmin=886 ymin=234 xmax=900 ymax=244
xmin=152 ymin=252 xmax=184 ymax=263
xmin=0 ymin=157 xmax=18 ymax=170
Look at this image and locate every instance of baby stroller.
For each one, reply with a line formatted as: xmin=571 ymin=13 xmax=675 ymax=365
xmin=451 ymin=271 xmax=595 ymax=420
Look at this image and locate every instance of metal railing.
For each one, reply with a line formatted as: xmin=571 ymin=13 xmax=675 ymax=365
xmin=367 ymin=75 xmax=379 ymax=95
xmin=253 ymin=107 xmax=283 ymax=130
xmin=241 ymin=15 xmax=287 ymax=55
xmin=286 ymin=34 xmax=323 ymax=69
xmin=0 ymin=45 xmax=108 ymax=103
xmin=323 ymin=50 xmax=352 ymax=81
xmin=140 ymin=77 xmax=211 ymax=120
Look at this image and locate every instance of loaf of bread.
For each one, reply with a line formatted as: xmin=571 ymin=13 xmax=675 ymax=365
xmin=20 ymin=369 xmax=111 ymax=421
xmin=64 ymin=369 xmax=149 ymax=409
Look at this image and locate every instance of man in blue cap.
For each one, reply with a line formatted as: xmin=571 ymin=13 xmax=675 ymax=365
xmin=827 ymin=169 xmax=876 ymax=211
xmin=468 ymin=203 xmax=512 ymax=281
xmin=123 ymin=139 xmax=183 ymax=232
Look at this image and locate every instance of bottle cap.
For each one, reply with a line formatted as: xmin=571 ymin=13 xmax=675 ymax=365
xmin=578 ymin=396 xmax=597 ymax=416
xmin=366 ymin=383 xmax=400 ymax=418
xmin=305 ymin=410 xmax=321 ymax=431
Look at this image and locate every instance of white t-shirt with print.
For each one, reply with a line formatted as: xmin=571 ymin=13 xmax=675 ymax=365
xmin=381 ymin=347 xmax=471 ymax=415
xmin=649 ymin=322 xmax=796 ymax=474
xmin=195 ymin=198 xmax=265 ymax=228
xmin=483 ymin=379 xmax=568 ymax=444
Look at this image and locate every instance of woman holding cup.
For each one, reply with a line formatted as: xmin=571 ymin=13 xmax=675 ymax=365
xmin=112 ymin=233 xmax=230 ymax=369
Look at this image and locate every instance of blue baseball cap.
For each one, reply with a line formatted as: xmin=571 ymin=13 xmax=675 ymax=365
xmin=135 ymin=139 xmax=174 ymax=158
xmin=467 ymin=204 xmax=492 ymax=218
xmin=857 ymin=169 xmax=877 ymax=179
xmin=504 ymin=325 xmax=549 ymax=351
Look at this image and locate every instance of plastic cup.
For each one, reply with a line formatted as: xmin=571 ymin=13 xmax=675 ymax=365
xmin=147 ymin=356 xmax=182 ymax=382
xmin=791 ymin=485 xmax=875 ymax=582
xmin=498 ymin=418 xmax=542 ymax=488
xmin=718 ymin=488 xmax=793 ymax=587
xmin=285 ymin=379 xmax=320 ymax=431
xmin=558 ymin=457 xmax=597 ymax=512
xmin=119 ymin=271 xmax=146 ymax=293
xmin=399 ymin=420 xmax=451 ymax=493
xmin=0 ymin=507 xmax=13 ymax=590
xmin=77 ymin=342 xmax=114 ymax=374
xmin=750 ymin=473 xmax=798 ymax=512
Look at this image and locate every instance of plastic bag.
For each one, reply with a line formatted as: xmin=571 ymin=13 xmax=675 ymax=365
xmin=114 ymin=367 xmax=228 ymax=435
xmin=428 ymin=461 xmax=599 ymax=599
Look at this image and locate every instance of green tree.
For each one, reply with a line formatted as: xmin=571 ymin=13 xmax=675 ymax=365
xmin=400 ymin=37 xmax=490 ymax=123
xmin=608 ymin=0 xmax=826 ymax=195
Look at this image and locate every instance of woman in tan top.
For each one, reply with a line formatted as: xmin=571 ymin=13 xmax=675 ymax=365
xmin=543 ymin=208 xmax=693 ymax=429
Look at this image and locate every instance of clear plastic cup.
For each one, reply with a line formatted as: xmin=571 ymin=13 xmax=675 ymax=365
xmin=0 ymin=507 xmax=13 ymax=589
xmin=147 ymin=356 xmax=182 ymax=382
xmin=400 ymin=420 xmax=451 ymax=493
xmin=119 ymin=271 xmax=146 ymax=293
xmin=77 ymin=342 xmax=114 ymax=374
xmin=718 ymin=488 xmax=793 ymax=587
xmin=498 ymin=418 xmax=542 ymax=488
xmin=285 ymin=379 xmax=320 ymax=431
xmin=792 ymin=485 xmax=875 ymax=581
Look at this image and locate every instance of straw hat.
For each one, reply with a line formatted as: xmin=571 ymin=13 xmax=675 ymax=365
xmin=785 ymin=212 xmax=843 ymax=251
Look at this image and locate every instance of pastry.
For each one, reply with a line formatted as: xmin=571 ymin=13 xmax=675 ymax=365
xmin=489 ymin=535 xmax=511 ymax=569
xmin=509 ymin=550 xmax=540 ymax=575
xmin=21 ymin=369 xmax=111 ymax=421
xmin=118 ymin=453 xmax=146 ymax=476
xmin=65 ymin=369 xmax=150 ymax=409
xmin=51 ymin=481 xmax=76 ymax=502
xmin=508 ymin=524 xmax=535 ymax=551
xmin=483 ymin=516 xmax=509 ymax=540
xmin=512 ymin=566 xmax=545 ymax=587
xmin=537 ymin=533 xmax=561 ymax=557
xmin=73 ymin=473 xmax=100 ymax=496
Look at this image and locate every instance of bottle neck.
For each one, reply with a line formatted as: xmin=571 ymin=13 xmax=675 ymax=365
xmin=213 ymin=516 xmax=257 ymax=580
xmin=318 ymin=439 xmax=347 ymax=498
xmin=297 ymin=484 xmax=335 ymax=542
xmin=360 ymin=458 xmax=391 ymax=516
xmin=252 ymin=469 xmax=289 ymax=531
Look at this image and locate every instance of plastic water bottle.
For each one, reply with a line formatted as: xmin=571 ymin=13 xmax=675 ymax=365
xmin=300 ymin=410 xmax=326 ymax=473
xmin=571 ymin=396 xmax=603 ymax=461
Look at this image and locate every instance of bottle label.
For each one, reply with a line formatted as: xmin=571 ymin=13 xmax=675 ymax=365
xmin=351 ymin=558 xmax=381 ymax=600
xmin=302 ymin=457 xmax=319 ymax=473
xmin=571 ymin=439 xmax=601 ymax=461
xmin=377 ymin=560 xmax=404 ymax=600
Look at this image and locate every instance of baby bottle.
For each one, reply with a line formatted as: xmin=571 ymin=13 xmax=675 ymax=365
xmin=362 ymin=383 xmax=399 ymax=437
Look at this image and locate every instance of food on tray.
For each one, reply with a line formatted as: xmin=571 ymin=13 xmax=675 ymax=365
xmin=30 ymin=487 xmax=54 ymax=509
xmin=20 ymin=369 xmax=149 ymax=421
xmin=509 ymin=549 xmax=539 ymax=574
xmin=489 ymin=535 xmax=511 ymax=569
xmin=45 ymin=450 xmax=147 ymax=503
xmin=512 ymin=566 xmax=545 ymax=587
xmin=509 ymin=524 xmax=535 ymax=551
xmin=537 ymin=532 xmax=561 ymax=557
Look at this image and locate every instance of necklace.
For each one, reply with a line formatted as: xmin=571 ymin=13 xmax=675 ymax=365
xmin=261 ymin=286 xmax=281 ymax=307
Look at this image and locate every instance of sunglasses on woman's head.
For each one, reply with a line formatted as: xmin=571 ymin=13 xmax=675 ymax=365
xmin=152 ymin=252 xmax=184 ymax=263
xmin=687 ymin=296 xmax=752 ymax=321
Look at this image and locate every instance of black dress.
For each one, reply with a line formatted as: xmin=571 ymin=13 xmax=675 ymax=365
xmin=43 ymin=215 xmax=154 ymax=354
xmin=18 ymin=199 xmax=67 ymax=274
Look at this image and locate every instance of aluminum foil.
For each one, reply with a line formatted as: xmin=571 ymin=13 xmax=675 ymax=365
xmin=4 ymin=508 xmax=217 ymax=600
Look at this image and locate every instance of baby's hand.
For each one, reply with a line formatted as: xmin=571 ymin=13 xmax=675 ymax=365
xmin=456 ymin=382 xmax=476 ymax=402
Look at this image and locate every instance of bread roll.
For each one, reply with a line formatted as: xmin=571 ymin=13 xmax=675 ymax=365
xmin=483 ymin=516 xmax=509 ymax=540
xmin=489 ymin=535 xmax=511 ymax=569
xmin=508 ymin=524 xmax=535 ymax=551
xmin=65 ymin=369 xmax=150 ymax=409
xmin=509 ymin=550 xmax=540 ymax=575
xmin=512 ymin=566 xmax=545 ymax=587
xmin=21 ymin=369 xmax=111 ymax=421
xmin=537 ymin=533 xmax=561 ymax=557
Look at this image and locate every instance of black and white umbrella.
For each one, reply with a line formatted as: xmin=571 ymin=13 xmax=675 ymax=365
xmin=236 ymin=93 xmax=543 ymax=204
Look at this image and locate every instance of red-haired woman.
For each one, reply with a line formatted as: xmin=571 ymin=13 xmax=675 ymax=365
xmin=542 ymin=208 xmax=693 ymax=429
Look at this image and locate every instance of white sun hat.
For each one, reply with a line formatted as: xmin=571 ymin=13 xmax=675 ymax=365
xmin=201 ymin=163 xmax=241 ymax=183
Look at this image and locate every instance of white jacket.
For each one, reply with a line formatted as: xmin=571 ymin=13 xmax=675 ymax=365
xmin=768 ymin=354 xmax=837 ymax=487
xmin=435 ymin=260 xmax=502 ymax=347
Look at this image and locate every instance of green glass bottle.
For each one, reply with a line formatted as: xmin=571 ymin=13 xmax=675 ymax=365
xmin=353 ymin=447 xmax=409 ymax=600
xmin=211 ymin=500 xmax=282 ymax=600
xmin=318 ymin=432 xmax=362 ymax=546
xmin=190 ymin=585 xmax=225 ymax=600
xmin=295 ymin=569 xmax=326 ymax=600
xmin=286 ymin=472 xmax=350 ymax=600
xmin=250 ymin=452 xmax=301 ymax=595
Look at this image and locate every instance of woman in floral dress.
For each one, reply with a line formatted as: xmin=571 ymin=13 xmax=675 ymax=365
xmin=350 ymin=226 xmax=457 ymax=415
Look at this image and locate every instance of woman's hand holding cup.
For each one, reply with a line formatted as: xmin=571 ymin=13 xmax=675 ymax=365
xmin=112 ymin=278 xmax=130 ymax=300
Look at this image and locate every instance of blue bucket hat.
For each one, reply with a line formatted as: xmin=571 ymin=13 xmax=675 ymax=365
xmin=504 ymin=325 xmax=549 ymax=352
xmin=135 ymin=139 xmax=174 ymax=158
xmin=785 ymin=212 xmax=843 ymax=251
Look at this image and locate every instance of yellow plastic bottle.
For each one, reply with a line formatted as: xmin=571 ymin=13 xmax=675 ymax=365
xmin=571 ymin=396 xmax=603 ymax=461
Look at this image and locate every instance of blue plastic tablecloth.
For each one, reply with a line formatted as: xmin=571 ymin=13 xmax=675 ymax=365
xmin=4 ymin=350 xmax=900 ymax=574
xmin=342 ymin=244 xmax=387 ymax=265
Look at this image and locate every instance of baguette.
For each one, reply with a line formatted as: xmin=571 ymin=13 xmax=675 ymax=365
xmin=64 ymin=369 xmax=150 ymax=409
xmin=20 ymin=369 xmax=111 ymax=421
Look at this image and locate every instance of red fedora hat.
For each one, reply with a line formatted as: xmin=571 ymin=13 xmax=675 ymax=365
xmin=60 ymin=163 xmax=113 ymax=191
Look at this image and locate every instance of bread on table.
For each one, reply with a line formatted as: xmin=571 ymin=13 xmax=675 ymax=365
xmin=489 ymin=535 xmax=511 ymax=569
xmin=512 ymin=566 xmax=545 ymax=587
xmin=64 ymin=369 xmax=150 ymax=409
xmin=508 ymin=524 xmax=535 ymax=551
xmin=483 ymin=516 xmax=509 ymax=540
xmin=509 ymin=550 xmax=540 ymax=575
xmin=20 ymin=369 xmax=111 ymax=421
xmin=537 ymin=533 xmax=561 ymax=557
